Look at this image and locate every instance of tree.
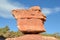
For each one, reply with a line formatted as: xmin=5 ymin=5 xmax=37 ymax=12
xmin=0 ymin=26 xmax=10 ymax=38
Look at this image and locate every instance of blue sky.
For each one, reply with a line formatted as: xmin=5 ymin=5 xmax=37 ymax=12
xmin=0 ymin=0 xmax=60 ymax=34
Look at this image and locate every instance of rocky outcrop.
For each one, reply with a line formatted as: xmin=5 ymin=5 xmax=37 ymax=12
xmin=6 ymin=34 xmax=58 ymax=40
xmin=12 ymin=6 xmax=46 ymax=34
xmin=6 ymin=6 xmax=58 ymax=40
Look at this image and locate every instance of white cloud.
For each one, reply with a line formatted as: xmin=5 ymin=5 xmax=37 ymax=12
xmin=54 ymin=7 xmax=60 ymax=12
xmin=42 ymin=7 xmax=60 ymax=15
xmin=0 ymin=0 xmax=26 ymax=19
xmin=42 ymin=8 xmax=52 ymax=15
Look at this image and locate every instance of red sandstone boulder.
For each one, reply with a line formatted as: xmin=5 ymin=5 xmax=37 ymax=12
xmin=12 ymin=6 xmax=46 ymax=34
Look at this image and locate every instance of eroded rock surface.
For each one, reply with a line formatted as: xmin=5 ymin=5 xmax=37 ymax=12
xmin=6 ymin=34 xmax=58 ymax=40
xmin=12 ymin=6 xmax=46 ymax=34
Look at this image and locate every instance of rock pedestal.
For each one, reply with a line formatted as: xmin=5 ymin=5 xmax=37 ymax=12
xmin=6 ymin=34 xmax=57 ymax=40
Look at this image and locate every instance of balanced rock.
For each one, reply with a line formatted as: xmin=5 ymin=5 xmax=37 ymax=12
xmin=12 ymin=6 xmax=46 ymax=34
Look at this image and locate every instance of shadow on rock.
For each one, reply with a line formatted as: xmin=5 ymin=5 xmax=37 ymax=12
xmin=0 ymin=35 xmax=6 ymax=40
